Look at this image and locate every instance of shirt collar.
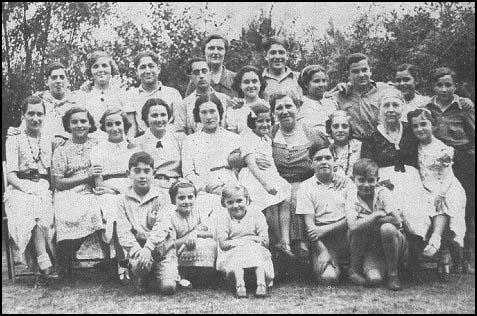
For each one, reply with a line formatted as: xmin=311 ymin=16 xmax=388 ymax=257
xmin=138 ymin=82 xmax=163 ymax=94
xmin=125 ymin=185 xmax=162 ymax=204
xmin=356 ymin=186 xmax=383 ymax=213
xmin=193 ymin=87 xmax=217 ymax=98
xmin=314 ymin=175 xmax=335 ymax=188
xmin=377 ymin=122 xmax=404 ymax=150
xmin=262 ymin=67 xmax=295 ymax=81
xmin=350 ymin=80 xmax=378 ymax=97
xmin=429 ymin=95 xmax=462 ymax=111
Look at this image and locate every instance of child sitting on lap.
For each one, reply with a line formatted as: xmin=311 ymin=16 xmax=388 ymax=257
xmin=347 ymin=158 xmax=406 ymax=291
xmin=216 ymin=184 xmax=274 ymax=298
xmin=116 ymin=151 xmax=178 ymax=294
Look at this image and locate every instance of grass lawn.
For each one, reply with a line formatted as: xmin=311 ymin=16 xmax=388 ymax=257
xmin=2 ymin=249 xmax=475 ymax=314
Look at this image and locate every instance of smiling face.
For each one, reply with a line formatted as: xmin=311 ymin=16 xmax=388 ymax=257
xmin=353 ymin=173 xmax=378 ymax=199
xmin=47 ymin=68 xmax=68 ymax=98
xmin=69 ymin=111 xmax=91 ymax=139
xmin=330 ymin=115 xmax=351 ymax=144
xmin=191 ymin=61 xmax=210 ymax=90
xmin=205 ymin=38 xmax=226 ymax=67
xmin=395 ymin=70 xmax=416 ymax=99
xmin=199 ymin=101 xmax=220 ymax=132
xmin=308 ymin=71 xmax=328 ymax=99
xmin=91 ymin=56 xmax=112 ymax=86
xmin=380 ymin=97 xmax=403 ymax=124
xmin=312 ymin=148 xmax=335 ymax=179
xmin=253 ymin=112 xmax=272 ymax=137
xmin=411 ymin=113 xmax=433 ymax=144
xmin=265 ymin=43 xmax=288 ymax=72
xmin=147 ymin=105 xmax=169 ymax=133
xmin=433 ymin=75 xmax=456 ymax=103
xmin=104 ymin=113 xmax=125 ymax=143
xmin=24 ymin=102 xmax=45 ymax=133
xmin=349 ymin=59 xmax=372 ymax=89
xmin=223 ymin=190 xmax=249 ymax=220
xmin=273 ymin=95 xmax=297 ymax=128
xmin=240 ymin=71 xmax=260 ymax=100
xmin=175 ymin=186 xmax=196 ymax=215
xmin=128 ymin=161 xmax=153 ymax=192
xmin=137 ymin=56 xmax=159 ymax=86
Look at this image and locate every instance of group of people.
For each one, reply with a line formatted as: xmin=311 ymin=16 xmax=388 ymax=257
xmin=4 ymin=34 xmax=475 ymax=298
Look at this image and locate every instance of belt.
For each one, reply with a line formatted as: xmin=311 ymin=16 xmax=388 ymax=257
xmin=103 ymin=173 xmax=127 ymax=181
xmin=17 ymin=171 xmax=48 ymax=182
xmin=210 ymin=166 xmax=232 ymax=172
xmin=154 ymin=174 xmax=179 ymax=181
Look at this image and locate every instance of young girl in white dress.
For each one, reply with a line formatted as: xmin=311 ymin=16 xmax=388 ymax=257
xmin=408 ymin=109 xmax=467 ymax=269
xmin=216 ymin=184 xmax=274 ymax=298
xmin=238 ymin=104 xmax=292 ymax=256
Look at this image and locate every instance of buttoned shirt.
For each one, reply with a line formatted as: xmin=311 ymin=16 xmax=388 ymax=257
xmin=262 ymin=67 xmax=303 ymax=101
xmin=333 ymin=81 xmax=398 ymax=140
xmin=116 ymin=185 xmax=174 ymax=257
xmin=425 ymin=95 xmax=475 ymax=154
xmin=173 ymin=88 xmax=229 ymax=135
xmin=349 ymin=186 xmax=395 ymax=220
xmin=185 ymin=67 xmax=237 ymax=98
xmin=124 ymin=82 xmax=183 ymax=133
xmin=295 ymin=176 xmax=355 ymax=225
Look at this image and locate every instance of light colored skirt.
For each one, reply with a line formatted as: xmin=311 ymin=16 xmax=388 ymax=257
xmin=216 ymin=241 xmax=274 ymax=286
xmin=54 ymin=185 xmax=104 ymax=242
xmin=239 ymin=167 xmax=291 ymax=211
xmin=4 ymin=179 xmax=54 ymax=266
xmin=178 ymin=238 xmax=217 ymax=268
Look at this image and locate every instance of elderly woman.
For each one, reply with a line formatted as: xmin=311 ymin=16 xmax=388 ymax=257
xmin=224 ymin=65 xmax=267 ymax=134
xmin=182 ymin=94 xmax=241 ymax=211
xmin=77 ymin=51 xmax=129 ymax=139
xmin=4 ymin=96 xmax=56 ymax=283
xmin=297 ymin=65 xmax=338 ymax=136
xmin=52 ymin=106 xmax=105 ymax=278
xmin=133 ymin=98 xmax=186 ymax=196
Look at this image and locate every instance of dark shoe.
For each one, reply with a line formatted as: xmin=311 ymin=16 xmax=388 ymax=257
xmin=387 ymin=274 xmax=401 ymax=291
xmin=255 ymin=283 xmax=267 ymax=297
xmin=438 ymin=250 xmax=451 ymax=281
xmin=236 ymin=284 xmax=247 ymax=298
xmin=348 ymin=271 xmax=366 ymax=286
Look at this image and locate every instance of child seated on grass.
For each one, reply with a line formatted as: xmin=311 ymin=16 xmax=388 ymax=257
xmin=346 ymin=158 xmax=407 ymax=291
xmin=116 ymin=151 xmax=178 ymax=294
xmin=295 ymin=143 xmax=354 ymax=285
xmin=216 ymin=184 xmax=274 ymax=298
xmin=168 ymin=180 xmax=217 ymax=287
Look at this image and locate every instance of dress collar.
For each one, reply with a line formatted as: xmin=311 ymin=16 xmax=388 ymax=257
xmin=377 ymin=122 xmax=403 ymax=150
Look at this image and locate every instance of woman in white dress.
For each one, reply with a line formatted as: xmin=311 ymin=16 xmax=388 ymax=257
xmin=4 ymin=96 xmax=56 ymax=281
xmin=52 ymin=106 xmax=104 ymax=277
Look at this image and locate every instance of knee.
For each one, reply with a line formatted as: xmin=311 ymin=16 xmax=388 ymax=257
xmin=365 ymin=269 xmax=383 ymax=286
xmin=380 ymin=223 xmax=398 ymax=238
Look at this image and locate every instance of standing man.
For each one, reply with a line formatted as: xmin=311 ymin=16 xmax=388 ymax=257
xmin=261 ymin=36 xmax=302 ymax=102
xmin=174 ymin=57 xmax=229 ymax=135
xmin=124 ymin=50 xmax=183 ymax=137
xmin=185 ymin=34 xmax=236 ymax=99
xmin=332 ymin=53 xmax=397 ymax=141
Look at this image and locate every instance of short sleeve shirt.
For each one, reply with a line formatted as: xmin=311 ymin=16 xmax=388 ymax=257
xmin=350 ymin=186 xmax=395 ymax=219
xmin=296 ymin=96 xmax=337 ymax=135
xmin=295 ymin=176 xmax=356 ymax=225
xmin=262 ymin=67 xmax=303 ymax=102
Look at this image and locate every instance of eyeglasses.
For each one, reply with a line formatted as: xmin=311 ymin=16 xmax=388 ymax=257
xmin=191 ymin=68 xmax=209 ymax=76
xmin=314 ymin=155 xmax=333 ymax=161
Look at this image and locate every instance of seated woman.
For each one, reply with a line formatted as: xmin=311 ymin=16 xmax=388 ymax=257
xmin=52 ymin=106 xmax=105 ymax=278
xmin=168 ymin=180 xmax=217 ymax=287
xmin=90 ymin=108 xmax=138 ymax=280
xmin=224 ymin=65 xmax=267 ymax=134
xmin=408 ymin=108 xmax=467 ymax=277
xmin=4 ymin=96 xmax=56 ymax=283
xmin=134 ymin=98 xmax=185 ymax=198
xmin=297 ymin=64 xmax=338 ymax=136
xmin=181 ymin=94 xmax=241 ymax=209
xmin=327 ymin=110 xmax=362 ymax=177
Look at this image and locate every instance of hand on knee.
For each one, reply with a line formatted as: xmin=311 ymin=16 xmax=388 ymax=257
xmin=380 ymin=223 xmax=398 ymax=237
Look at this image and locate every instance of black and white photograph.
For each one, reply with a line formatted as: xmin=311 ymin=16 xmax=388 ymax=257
xmin=1 ymin=2 xmax=475 ymax=313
